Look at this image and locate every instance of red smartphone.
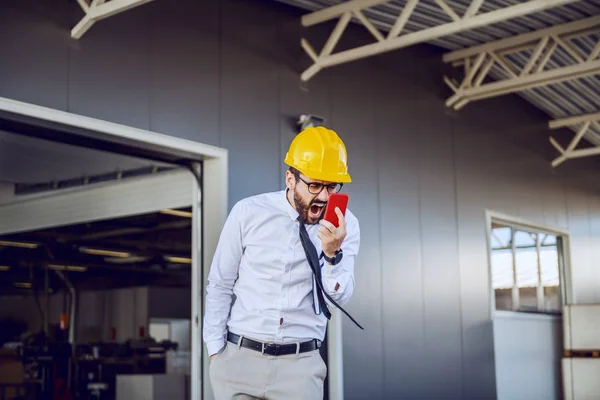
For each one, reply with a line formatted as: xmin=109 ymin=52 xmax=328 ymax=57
xmin=323 ymin=193 xmax=349 ymax=228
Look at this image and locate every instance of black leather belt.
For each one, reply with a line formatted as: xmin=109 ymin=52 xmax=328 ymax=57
xmin=227 ymin=332 xmax=321 ymax=356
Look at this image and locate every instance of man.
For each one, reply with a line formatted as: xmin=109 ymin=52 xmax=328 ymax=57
xmin=203 ymin=126 xmax=361 ymax=400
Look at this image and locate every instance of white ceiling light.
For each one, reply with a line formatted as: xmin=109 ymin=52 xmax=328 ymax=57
xmin=164 ymin=256 xmax=192 ymax=264
xmin=104 ymin=256 xmax=149 ymax=264
xmin=79 ymin=247 xmax=130 ymax=258
xmin=160 ymin=209 xmax=193 ymax=218
xmin=49 ymin=265 xmax=88 ymax=272
xmin=0 ymin=240 xmax=39 ymax=249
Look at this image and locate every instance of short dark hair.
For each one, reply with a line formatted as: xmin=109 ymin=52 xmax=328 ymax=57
xmin=288 ymin=166 xmax=300 ymax=179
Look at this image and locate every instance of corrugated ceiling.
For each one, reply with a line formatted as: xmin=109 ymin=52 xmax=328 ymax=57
xmin=275 ymin=0 xmax=600 ymax=143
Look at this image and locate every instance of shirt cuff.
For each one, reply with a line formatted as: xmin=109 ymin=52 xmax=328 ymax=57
xmin=322 ymin=262 xmax=340 ymax=276
xmin=207 ymin=339 xmax=225 ymax=356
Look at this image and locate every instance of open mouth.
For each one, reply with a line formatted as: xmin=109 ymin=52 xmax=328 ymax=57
xmin=309 ymin=203 xmax=326 ymax=220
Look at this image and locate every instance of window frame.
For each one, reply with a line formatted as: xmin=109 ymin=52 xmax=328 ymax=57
xmin=485 ymin=210 xmax=573 ymax=318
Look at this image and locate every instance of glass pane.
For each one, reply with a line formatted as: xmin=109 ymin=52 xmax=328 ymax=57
xmin=540 ymin=246 xmax=559 ymax=287
xmin=515 ymin=244 xmax=539 ymax=311
xmin=519 ymin=287 xmax=538 ymax=311
xmin=491 ymin=249 xmax=514 ymax=289
xmin=515 ymin=247 xmax=539 ymax=287
xmin=491 ymin=227 xmax=511 ymax=249
xmin=542 ymin=234 xmax=557 ymax=246
xmin=495 ymin=288 xmax=513 ymax=311
xmin=514 ymin=230 xmax=536 ymax=247
xmin=544 ymin=286 xmax=561 ymax=312
xmin=541 ymin=245 xmax=561 ymax=312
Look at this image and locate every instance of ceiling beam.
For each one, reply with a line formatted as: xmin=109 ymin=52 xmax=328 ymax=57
xmin=445 ymin=59 xmax=600 ymax=110
xmin=443 ymin=15 xmax=600 ymax=63
xmin=549 ymin=112 xmax=600 ymax=129
xmin=548 ymin=113 xmax=600 ymax=167
xmin=302 ymin=0 xmax=388 ymax=27
xmin=300 ymin=0 xmax=581 ymax=81
xmin=443 ymin=14 xmax=600 ymax=111
xmin=72 ymin=0 xmax=154 ymax=39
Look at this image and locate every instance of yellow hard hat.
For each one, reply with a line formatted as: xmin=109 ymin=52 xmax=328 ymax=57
xmin=284 ymin=126 xmax=352 ymax=183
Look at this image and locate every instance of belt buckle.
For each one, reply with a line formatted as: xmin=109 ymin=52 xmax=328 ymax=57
xmin=262 ymin=342 xmax=279 ymax=356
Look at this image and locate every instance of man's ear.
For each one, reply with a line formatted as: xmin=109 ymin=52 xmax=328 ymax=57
xmin=285 ymin=170 xmax=296 ymax=190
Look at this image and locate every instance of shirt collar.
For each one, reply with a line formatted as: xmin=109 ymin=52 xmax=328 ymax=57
xmin=281 ymin=189 xmax=299 ymax=221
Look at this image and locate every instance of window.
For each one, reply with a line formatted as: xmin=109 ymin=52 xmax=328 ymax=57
xmin=489 ymin=220 xmax=566 ymax=314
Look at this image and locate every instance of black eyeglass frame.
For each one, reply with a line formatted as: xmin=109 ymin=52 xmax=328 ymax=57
xmin=294 ymin=173 xmax=343 ymax=195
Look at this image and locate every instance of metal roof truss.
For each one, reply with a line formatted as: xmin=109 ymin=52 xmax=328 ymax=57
xmin=295 ymin=0 xmax=600 ymax=167
xmin=299 ymin=0 xmax=582 ymax=81
xmin=443 ymin=16 xmax=600 ymax=111
xmin=549 ymin=112 xmax=600 ymax=167
xmin=72 ymin=0 xmax=154 ymax=39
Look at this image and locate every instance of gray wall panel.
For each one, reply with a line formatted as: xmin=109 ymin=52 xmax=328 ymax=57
xmin=453 ymin=118 xmax=498 ymax=399
xmin=148 ymin=0 xmax=220 ymax=146
xmin=418 ymin=98 xmax=463 ymax=399
xmin=67 ymin=3 xmax=151 ymax=129
xmin=565 ymin=185 xmax=593 ymax=303
xmin=219 ymin=0 xmax=281 ymax=205
xmin=329 ymin=64 xmax=384 ymax=400
xmin=376 ymin=74 xmax=427 ymax=399
xmin=590 ymin=194 xmax=600 ymax=303
xmin=0 ymin=4 xmax=68 ymax=110
xmin=3 ymin=1 xmax=600 ymax=399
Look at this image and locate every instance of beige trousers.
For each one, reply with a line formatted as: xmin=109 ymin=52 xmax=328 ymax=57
xmin=209 ymin=339 xmax=327 ymax=400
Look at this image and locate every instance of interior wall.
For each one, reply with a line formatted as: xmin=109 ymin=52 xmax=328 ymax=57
xmin=2 ymin=1 xmax=600 ymax=399
xmin=0 ymin=183 xmax=14 ymax=204
xmin=0 ymin=287 xmax=189 ymax=343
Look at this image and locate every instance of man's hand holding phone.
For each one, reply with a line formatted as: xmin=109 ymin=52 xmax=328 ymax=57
xmin=318 ymin=207 xmax=347 ymax=257
xmin=319 ymin=193 xmax=349 ymax=258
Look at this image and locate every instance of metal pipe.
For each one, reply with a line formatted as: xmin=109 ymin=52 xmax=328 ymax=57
xmin=44 ymin=264 xmax=49 ymax=334
xmin=54 ymin=270 xmax=77 ymax=344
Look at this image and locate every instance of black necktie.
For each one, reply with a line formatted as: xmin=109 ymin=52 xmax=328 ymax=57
xmin=298 ymin=220 xmax=364 ymax=330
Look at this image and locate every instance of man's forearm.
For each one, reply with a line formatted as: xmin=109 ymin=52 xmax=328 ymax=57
xmin=203 ymin=283 xmax=234 ymax=355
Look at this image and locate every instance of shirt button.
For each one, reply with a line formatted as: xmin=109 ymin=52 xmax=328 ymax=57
xmin=280 ymin=318 xmax=284 ymax=325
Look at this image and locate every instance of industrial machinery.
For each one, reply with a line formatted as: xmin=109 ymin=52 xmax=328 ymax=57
xmin=2 ymin=331 xmax=179 ymax=400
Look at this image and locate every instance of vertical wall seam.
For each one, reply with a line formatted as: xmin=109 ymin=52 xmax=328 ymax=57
xmin=217 ymin=0 xmax=223 ymax=149
xmin=451 ymin=117 xmax=466 ymax=400
xmin=66 ymin=0 xmax=71 ymax=114
xmin=417 ymin=101 xmax=426 ymax=375
xmin=277 ymin=17 xmax=282 ymax=186
xmin=147 ymin=5 xmax=153 ymax=132
xmin=587 ymin=181 xmax=595 ymax=303
xmin=373 ymin=74 xmax=385 ymax=399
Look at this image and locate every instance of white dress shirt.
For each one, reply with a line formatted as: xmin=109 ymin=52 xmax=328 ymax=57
xmin=203 ymin=189 xmax=360 ymax=356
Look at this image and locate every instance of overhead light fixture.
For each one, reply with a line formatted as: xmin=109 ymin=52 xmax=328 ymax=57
xmin=160 ymin=209 xmax=193 ymax=218
xmin=14 ymin=282 xmax=32 ymax=288
xmin=49 ymin=265 xmax=87 ymax=272
xmin=105 ymin=256 xmax=149 ymax=264
xmin=164 ymin=256 xmax=192 ymax=264
xmin=80 ymin=248 xmax=130 ymax=258
xmin=0 ymin=240 xmax=39 ymax=249
xmin=0 ymin=266 xmax=10 ymax=271
xmin=297 ymin=114 xmax=326 ymax=131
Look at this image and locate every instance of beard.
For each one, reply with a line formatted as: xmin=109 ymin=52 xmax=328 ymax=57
xmin=294 ymin=190 xmax=327 ymax=225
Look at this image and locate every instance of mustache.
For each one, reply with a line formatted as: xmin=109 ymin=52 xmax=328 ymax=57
xmin=310 ymin=200 xmax=327 ymax=207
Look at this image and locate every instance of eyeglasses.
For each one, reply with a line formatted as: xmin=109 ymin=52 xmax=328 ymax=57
xmin=295 ymin=174 xmax=343 ymax=195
